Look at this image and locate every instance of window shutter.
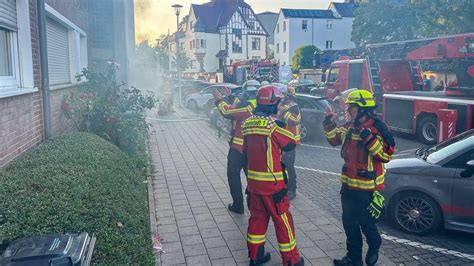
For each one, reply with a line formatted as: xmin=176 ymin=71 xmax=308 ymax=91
xmin=0 ymin=0 xmax=17 ymax=31
xmin=46 ymin=18 xmax=70 ymax=85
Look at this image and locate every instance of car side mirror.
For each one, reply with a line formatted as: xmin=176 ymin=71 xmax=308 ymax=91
xmin=460 ymin=160 xmax=474 ymax=178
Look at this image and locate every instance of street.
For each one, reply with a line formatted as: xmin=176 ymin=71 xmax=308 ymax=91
xmin=292 ymin=134 xmax=474 ymax=265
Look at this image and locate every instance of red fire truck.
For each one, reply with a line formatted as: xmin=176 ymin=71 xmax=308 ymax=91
xmin=324 ymin=33 xmax=474 ymax=144
xmin=225 ymin=59 xmax=279 ymax=85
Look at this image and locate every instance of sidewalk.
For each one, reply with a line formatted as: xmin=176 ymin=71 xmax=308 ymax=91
xmin=148 ymin=109 xmax=395 ymax=265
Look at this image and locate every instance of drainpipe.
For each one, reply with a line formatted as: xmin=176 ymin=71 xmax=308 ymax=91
xmin=37 ymin=0 xmax=52 ymax=139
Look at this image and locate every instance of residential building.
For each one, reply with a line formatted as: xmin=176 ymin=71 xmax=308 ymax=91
xmin=274 ymin=2 xmax=357 ymax=66
xmin=256 ymin=11 xmax=278 ymax=46
xmin=0 ymin=0 xmax=135 ymax=168
xmin=172 ymin=0 xmax=268 ymax=74
xmin=88 ymin=0 xmax=135 ymax=83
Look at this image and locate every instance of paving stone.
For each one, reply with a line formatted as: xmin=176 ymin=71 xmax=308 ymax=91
xmin=300 ymin=246 xmax=326 ymax=259
xmin=211 ymin=257 xmax=237 ymax=265
xmin=222 ymin=230 xmax=244 ymax=241
xmin=200 ymin=228 xmax=223 ymax=239
xmin=160 ymin=251 xmax=185 ymax=264
xmin=181 ymin=234 xmax=204 ymax=246
xmin=208 ymin=246 xmax=233 ymax=260
xmin=197 ymin=220 xmax=218 ymax=230
xmin=185 ymin=254 xmax=211 ymax=265
xmin=203 ymin=237 xmax=227 ymax=249
xmin=231 ymin=249 xmax=249 ymax=262
xmin=183 ymin=243 xmax=208 ymax=257
xmin=177 ymin=218 xmax=196 ymax=228
xmin=316 ymin=239 xmax=342 ymax=251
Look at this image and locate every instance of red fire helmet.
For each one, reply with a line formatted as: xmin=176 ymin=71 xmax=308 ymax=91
xmin=256 ymin=85 xmax=284 ymax=105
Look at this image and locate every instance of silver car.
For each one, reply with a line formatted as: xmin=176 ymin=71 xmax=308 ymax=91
xmin=383 ymin=129 xmax=474 ymax=235
xmin=185 ymin=83 xmax=237 ymax=110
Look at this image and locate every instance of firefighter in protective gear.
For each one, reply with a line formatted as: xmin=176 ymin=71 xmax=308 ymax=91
xmin=243 ymin=85 xmax=304 ymax=266
xmin=323 ymin=89 xmax=395 ymax=266
xmin=277 ymin=85 xmax=301 ymax=200
xmin=213 ymin=85 xmax=256 ymax=214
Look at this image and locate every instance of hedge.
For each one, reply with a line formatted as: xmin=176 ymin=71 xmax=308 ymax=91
xmin=0 ymin=132 xmax=154 ymax=265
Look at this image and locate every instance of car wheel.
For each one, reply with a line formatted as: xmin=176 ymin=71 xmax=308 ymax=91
xmin=187 ymin=100 xmax=198 ymax=111
xmin=388 ymin=191 xmax=442 ymax=235
xmin=300 ymin=124 xmax=310 ymax=141
xmin=417 ymin=116 xmax=437 ymax=145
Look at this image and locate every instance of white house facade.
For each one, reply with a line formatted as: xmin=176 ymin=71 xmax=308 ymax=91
xmin=172 ymin=0 xmax=268 ymax=74
xmin=274 ymin=2 xmax=357 ymax=67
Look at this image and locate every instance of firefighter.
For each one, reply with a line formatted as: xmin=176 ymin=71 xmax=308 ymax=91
xmin=323 ymin=89 xmax=395 ymax=266
xmin=242 ymin=85 xmax=304 ymax=266
xmin=212 ymin=82 xmax=258 ymax=214
xmin=278 ymin=84 xmax=301 ymax=200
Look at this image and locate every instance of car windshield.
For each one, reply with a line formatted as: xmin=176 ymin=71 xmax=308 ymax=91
xmin=426 ymin=136 xmax=474 ymax=164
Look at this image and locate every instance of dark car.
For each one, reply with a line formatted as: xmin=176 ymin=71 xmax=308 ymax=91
xmin=383 ymin=129 xmax=474 ymax=235
xmin=294 ymin=94 xmax=330 ymax=141
xmin=294 ymin=80 xmax=317 ymax=94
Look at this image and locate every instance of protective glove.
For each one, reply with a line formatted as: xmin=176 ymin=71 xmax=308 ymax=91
xmin=367 ymin=190 xmax=385 ymax=220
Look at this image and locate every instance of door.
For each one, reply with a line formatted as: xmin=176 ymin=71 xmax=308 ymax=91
xmin=448 ymin=148 xmax=474 ymax=226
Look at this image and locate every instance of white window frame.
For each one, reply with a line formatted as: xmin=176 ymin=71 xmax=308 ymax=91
xmin=0 ymin=0 xmax=36 ymax=98
xmin=276 ymin=23 xmax=279 ymax=33
xmin=302 ymin=20 xmax=308 ymax=30
xmin=45 ymin=4 xmax=87 ymax=89
xmin=252 ymin=37 xmax=260 ymax=50
xmin=276 ymin=43 xmax=279 ymax=53
xmin=326 ymin=40 xmax=333 ymax=49
xmin=283 ymin=21 xmax=286 ymax=32
xmin=283 ymin=42 xmax=287 ymax=53
xmin=327 ymin=20 xmax=333 ymax=29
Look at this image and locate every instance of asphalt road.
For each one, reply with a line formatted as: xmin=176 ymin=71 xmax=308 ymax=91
xmin=296 ymin=133 xmax=474 ymax=265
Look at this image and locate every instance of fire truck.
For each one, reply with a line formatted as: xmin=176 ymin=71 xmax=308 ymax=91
xmin=225 ymin=59 xmax=279 ymax=85
xmin=324 ymin=33 xmax=474 ymax=144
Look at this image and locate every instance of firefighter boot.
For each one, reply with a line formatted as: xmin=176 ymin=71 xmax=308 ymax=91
xmin=249 ymin=246 xmax=271 ymax=266
xmin=228 ymin=203 xmax=244 ymax=214
xmin=333 ymin=256 xmax=363 ymax=266
xmin=365 ymin=249 xmax=379 ymax=266
xmin=288 ymin=190 xmax=297 ymax=201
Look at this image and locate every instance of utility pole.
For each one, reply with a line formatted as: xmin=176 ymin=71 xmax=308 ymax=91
xmin=172 ymin=4 xmax=183 ymax=107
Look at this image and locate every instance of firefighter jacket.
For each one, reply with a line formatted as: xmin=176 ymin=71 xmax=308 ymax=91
xmin=216 ymin=97 xmax=256 ymax=153
xmin=323 ymin=118 xmax=394 ymax=191
xmin=278 ymin=97 xmax=301 ymax=145
xmin=242 ymin=114 xmax=298 ymax=195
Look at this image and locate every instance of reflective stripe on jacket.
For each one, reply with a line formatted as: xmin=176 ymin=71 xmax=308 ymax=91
xmin=278 ymin=98 xmax=301 ymax=144
xmin=243 ymin=115 xmax=298 ymax=195
xmin=216 ymin=98 xmax=256 ymax=153
xmin=323 ymin=118 xmax=394 ymax=191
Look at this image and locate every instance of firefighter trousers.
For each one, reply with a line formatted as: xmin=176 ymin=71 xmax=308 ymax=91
xmin=247 ymin=193 xmax=301 ymax=265
xmin=227 ymin=148 xmax=244 ymax=209
xmin=340 ymin=187 xmax=382 ymax=261
xmin=282 ymin=149 xmax=297 ymax=193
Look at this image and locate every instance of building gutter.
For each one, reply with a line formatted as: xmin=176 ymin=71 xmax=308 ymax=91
xmin=37 ymin=0 xmax=52 ymax=139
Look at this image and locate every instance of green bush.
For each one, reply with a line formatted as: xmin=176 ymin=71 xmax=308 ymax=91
xmin=63 ymin=66 xmax=156 ymax=155
xmin=0 ymin=132 xmax=154 ymax=265
xmin=291 ymin=45 xmax=320 ymax=71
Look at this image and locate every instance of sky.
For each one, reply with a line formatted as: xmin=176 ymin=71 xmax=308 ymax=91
xmin=135 ymin=0 xmax=340 ymax=45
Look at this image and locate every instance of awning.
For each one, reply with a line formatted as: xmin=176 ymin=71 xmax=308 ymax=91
xmin=216 ymin=50 xmax=228 ymax=58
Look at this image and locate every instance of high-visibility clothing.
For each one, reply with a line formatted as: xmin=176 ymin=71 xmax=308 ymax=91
xmin=243 ymin=113 xmax=301 ymax=264
xmin=278 ymin=97 xmax=301 ymax=145
xmin=323 ymin=118 xmax=394 ymax=191
xmin=242 ymin=115 xmax=298 ymax=196
xmin=216 ymin=98 xmax=256 ymax=153
xmin=247 ymin=193 xmax=300 ymax=264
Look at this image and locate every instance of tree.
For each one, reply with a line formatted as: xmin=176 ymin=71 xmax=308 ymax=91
xmin=172 ymin=51 xmax=191 ymax=71
xmin=291 ymin=45 xmax=320 ymax=71
xmin=155 ymin=34 xmax=171 ymax=73
xmin=352 ymin=0 xmax=474 ymax=47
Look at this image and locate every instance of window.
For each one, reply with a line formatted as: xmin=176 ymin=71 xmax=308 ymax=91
xmin=192 ymin=39 xmax=195 ymax=49
xmin=0 ymin=29 xmax=14 ymax=81
xmin=249 ymin=21 xmax=255 ymax=30
xmin=277 ymin=43 xmax=280 ymax=53
xmin=45 ymin=4 xmax=87 ymax=87
xmin=201 ymin=39 xmax=205 ymax=49
xmin=327 ymin=20 xmax=333 ymax=29
xmin=196 ymin=39 xmax=200 ymax=49
xmin=283 ymin=21 xmax=286 ymax=31
xmin=283 ymin=42 xmax=286 ymax=53
xmin=328 ymin=66 xmax=339 ymax=83
xmin=190 ymin=21 xmax=194 ymax=31
xmin=326 ymin=40 xmax=333 ymax=49
xmin=190 ymin=41 xmax=192 ymax=50
xmin=252 ymin=37 xmax=260 ymax=50
xmin=276 ymin=23 xmax=279 ymax=33
xmin=302 ymin=20 xmax=308 ymax=30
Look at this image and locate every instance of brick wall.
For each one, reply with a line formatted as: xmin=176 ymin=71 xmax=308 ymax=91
xmin=0 ymin=0 xmax=88 ymax=168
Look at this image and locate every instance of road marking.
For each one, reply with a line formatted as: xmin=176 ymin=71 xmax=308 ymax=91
xmin=300 ymin=143 xmax=340 ymax=151
xmin=381 ymin=234 xmax=474 ymax=261
xmin=295 ymin=166 xmax=339 ymax=176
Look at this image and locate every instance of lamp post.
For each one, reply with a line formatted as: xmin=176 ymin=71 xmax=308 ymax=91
xmin=172 ymin=4 xmax=183 ymax=107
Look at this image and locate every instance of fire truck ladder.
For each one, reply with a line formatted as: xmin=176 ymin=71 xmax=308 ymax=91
xmin=366 ymin=56 xmax=383 ymax=112
xmin=270 ymin=64 xmax=279 ymax=82
xmin=409 ymin=61 xmax=424 ymax=91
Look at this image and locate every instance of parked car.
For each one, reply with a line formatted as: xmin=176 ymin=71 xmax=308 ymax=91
xmin=293 ymin=79 xmax=317 ymax=94
xmin=383 ymin=129 xmax=474 ymax=235
xmin=294 ymin=94 xmax=331 ymax=141
xmin=185 ymin=83 xmax=238 ymax=110
xmin=309 ymin=82 xmax=326 ymax=96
